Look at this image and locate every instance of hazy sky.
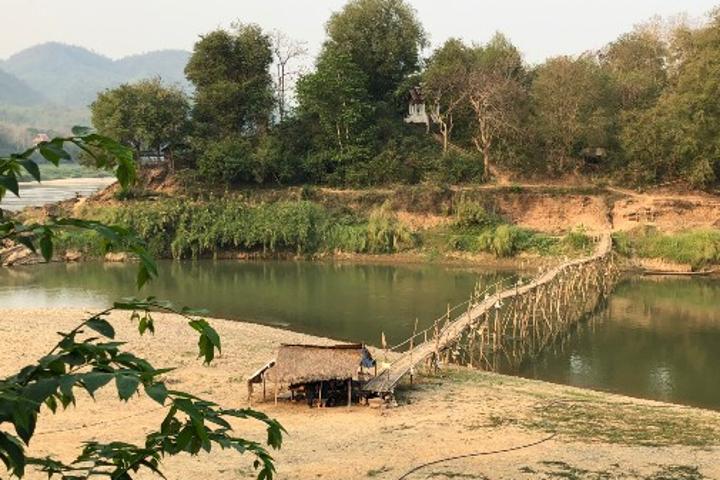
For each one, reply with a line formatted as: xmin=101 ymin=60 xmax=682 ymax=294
xmin=2 ymin=0 xmax=717 ymax=63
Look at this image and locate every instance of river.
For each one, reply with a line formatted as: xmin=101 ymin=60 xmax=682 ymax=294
xmin=0 ymin=178 xmax=115 ymax=211
xmin=0 ymin=260 xmax=718 ymax=410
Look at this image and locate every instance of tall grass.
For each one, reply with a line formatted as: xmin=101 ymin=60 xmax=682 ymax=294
xmin=73 ymin=199 xmax=415 ymax=259
xmin=614 ymin=227 xmax=720 ymax=269
xmin=367 ymin=202 xmax=414 ymax=253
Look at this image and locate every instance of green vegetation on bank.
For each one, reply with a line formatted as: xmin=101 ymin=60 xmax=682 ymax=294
xmin=614 ymin=227 xmax=720 ymax=270
xmin=56 ymin=196 xmax=592 ymax=261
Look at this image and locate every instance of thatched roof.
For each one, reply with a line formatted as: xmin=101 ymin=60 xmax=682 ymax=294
xmin=269 ymin=343 xmax=374 ymax=385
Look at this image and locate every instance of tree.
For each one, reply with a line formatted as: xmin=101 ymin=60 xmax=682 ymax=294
xmin=185 ymin=24 xmax=274 ymax=139
xmin=0 ymin=129 xmax=284 ymax=479
xmin=465 ymin=34 xmax=527 ymax=181
xmin=91 ymin=79 xmax=190 ymax=166
xmin=530 ymin=54 xmax=617 ymax=174
xmin=271 ymin=30 xmax=308 ymax=123
xmin=422 ymin=39 xmax=474 ymax=154
xmin=325 ymin=0 xmax=427 ymax=101
xmin=621 ymin=12 xmax=720 ymax=187
xmin=296 ymin=47 xmax=373 ymax=152
xmin=601 ymin=25 xmax=668 ymax=112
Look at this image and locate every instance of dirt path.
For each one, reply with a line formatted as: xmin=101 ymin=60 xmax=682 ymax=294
xmin=1 ymin=308 xmax=719 ymax=480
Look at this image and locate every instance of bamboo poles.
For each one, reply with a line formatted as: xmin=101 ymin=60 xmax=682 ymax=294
xmin=446 ymin=248 xmax=619 ymax=372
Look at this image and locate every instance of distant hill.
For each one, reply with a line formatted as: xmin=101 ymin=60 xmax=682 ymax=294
xmin=0 ymin=68 xmax=46 ymax=107
xmin=1 ymin=42 xmax=192 ymax=111
xmin=115 ymin=50 xmax=192 ymax=89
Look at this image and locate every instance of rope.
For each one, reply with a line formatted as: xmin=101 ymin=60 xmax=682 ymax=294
xmin=386 ymin=277 xmax=514 ymax=352
xmin=396 ymin=432 xmax=557 ymax=479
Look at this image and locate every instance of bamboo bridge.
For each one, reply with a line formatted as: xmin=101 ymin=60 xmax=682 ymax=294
xmin=363 ymin=234 xmax=617 ymax=396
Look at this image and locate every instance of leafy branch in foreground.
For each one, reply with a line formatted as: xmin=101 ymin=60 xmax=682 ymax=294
xmin=0 ymin=130 xmax=284 ymax=479
xmin=0 ymin=126 xmax=153 ymax=288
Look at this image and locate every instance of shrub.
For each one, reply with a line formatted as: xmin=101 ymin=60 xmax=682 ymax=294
xmin=454 ymin=197 xmax=496 ymax=228
xmin=484 ymin=224 xmax=521 ymax=258
xmin=563 ymin=226 xmax=591 ymax=252
xmin=367 ymin=202 xmax=414 ymax=253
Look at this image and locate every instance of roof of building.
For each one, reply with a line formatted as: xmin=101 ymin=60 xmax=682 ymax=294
xmin=268 ymin=343 xmax=375 ymax=385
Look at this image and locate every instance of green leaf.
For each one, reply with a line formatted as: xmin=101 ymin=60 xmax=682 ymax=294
xmin=23 ymin=378 xmax=59 ymax=404
xmin=19 ymin=160 xmax=41 ymax=182
xmin=138 ymin=315 xmax=155 ymax=335
xmin=137 ymin=264 xmax=151 ymax=290
xmin=39 ymin=233 xmax=53 ymax=262
xmin=0 ymin=174 xmax=19 ymax=197
xmin=38 ymin=142 xmax=70 ymax=166
xmin=14 ymin=236 xmax=36 ymax=254
xmin=82 ymin=372 xmax=113 ymax=397
xmin=115 ymin=374 xmax=140 ymax=401
xmin=86 ymin=318 xmax=115 ymax=339
xmin=176 ymin=425 xmax=194 ymax=450
xmin=116 ymin=163 xmax=132 ymax=191
xmin=144 ymin=382 xmax=168 ymax=405
xmin=71 ymin=126 xmax=94 ymax=136
xmin=0 ymin=432 xmax=25 ymax=477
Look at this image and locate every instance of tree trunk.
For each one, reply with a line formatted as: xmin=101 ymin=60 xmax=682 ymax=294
xmin=473 ymin=137 xmax=493 ymax=182
xmin=483 ymin=143 xmax=491 ymax=182
xmin=441 ymin=123 xmax=449 ymax=154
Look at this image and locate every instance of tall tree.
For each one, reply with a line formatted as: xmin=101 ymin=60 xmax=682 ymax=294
xmin=601 ymin=26 xmax=668 ymax=112
xmin=621 ymin=12 xmax=720 ymax=187
xmin=185 ymin=23 xmax=274 ymax=139
xmin=465 ymin=34 xmax=527 ymax=181
xmin=296 ymin=47 xmax=373 ymax=152
xmin=91 ymin=78 xmax=190 ymax=163
xmin=422 ymin=38 xmax=473 ymax=154
xmin=530 ymin=54 xmax=617 ymax=174
xmin=325 ymin=0 xmax=427 ymax=101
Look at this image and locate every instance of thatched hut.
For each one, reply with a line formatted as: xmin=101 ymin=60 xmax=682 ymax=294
xmin=247 ymin=343 xmax=376 ymax=407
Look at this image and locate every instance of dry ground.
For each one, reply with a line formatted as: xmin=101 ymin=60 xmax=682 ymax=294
xmin=1 ymin=308 xmax=719 ymax=480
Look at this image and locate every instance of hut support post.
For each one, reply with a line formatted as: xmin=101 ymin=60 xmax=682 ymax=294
xmin=319 ymin=381 xmax=323 ymax=408
xmin=347 ymin=379 xmax=352 ymax=407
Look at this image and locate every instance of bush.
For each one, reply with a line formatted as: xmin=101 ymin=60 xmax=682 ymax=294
xmin=454 ymin=197 xmax=497 ymax=228
xmin=563 ymin=226 xmax=591 ymax=252
xmin=367 ymin=202 xmax=414 ymax=253
xmin=479 ymin=224 xmax=521 ymax=258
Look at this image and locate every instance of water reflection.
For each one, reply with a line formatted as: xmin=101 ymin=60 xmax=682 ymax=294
xmin=2 ymin=263 xmax=719 ymax=409
xmin=516 ymin=276 xmax=720 ymax=410
xmin=0 ymin=260 xmax=515 ymax=346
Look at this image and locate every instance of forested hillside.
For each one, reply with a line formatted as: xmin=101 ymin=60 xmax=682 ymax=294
xmin=1 ymin=42 xmax=191 ymax=107
xmin=83 ymin=1 xmax=720 ymax=189
xmin=0 ymin=69 xmax=45 ymax=106
xmin=0 ymin=43 xmax=191 ymax=152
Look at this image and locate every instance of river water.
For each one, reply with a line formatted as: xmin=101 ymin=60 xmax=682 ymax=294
xmin=0 ymin=178 xmax=115 ymax=211
xmin=0 ymin=260 xmax=718 ymax=410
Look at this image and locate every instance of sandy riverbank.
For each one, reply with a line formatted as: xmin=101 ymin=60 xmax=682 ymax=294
xmin=1 ymin=308 xmax=719 ymax=480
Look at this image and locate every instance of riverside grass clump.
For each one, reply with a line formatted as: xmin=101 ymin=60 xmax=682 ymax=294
xmin=68 ymin=199 xmax=416 ymax=259
xmin=614 ymin=226 xmax=720 ymax=270
xmin=446 ymin=197 xmax=569 ymax=258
